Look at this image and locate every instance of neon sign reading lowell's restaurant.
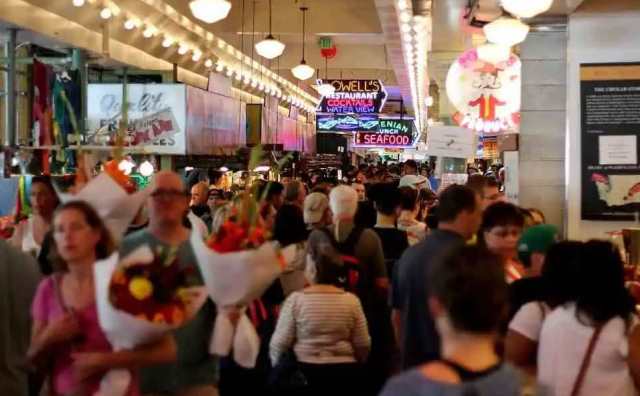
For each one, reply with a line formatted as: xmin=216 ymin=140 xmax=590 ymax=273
xmin=317 ymin=79 xmax=388 ymax=114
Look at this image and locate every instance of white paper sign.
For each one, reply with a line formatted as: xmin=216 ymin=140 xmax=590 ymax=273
xmin=599 ymin=135 xmax=637 ymax=165
xmin=425 ymin=126 xmax=476 ymax=159
xmin=503 ymin=150 xmax=519 ymax=204
xmin=87 ymin=84 xmax=187 ymax=155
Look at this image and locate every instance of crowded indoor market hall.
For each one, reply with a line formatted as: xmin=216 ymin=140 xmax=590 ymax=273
xmin=1 ymin=0 xmax=640 ymax=395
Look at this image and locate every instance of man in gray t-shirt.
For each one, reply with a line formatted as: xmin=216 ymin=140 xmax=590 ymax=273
xmin=0 ymin=240 xmax=41 ymax=396
xmin=121 ymin=171 xmax=218 ymax=396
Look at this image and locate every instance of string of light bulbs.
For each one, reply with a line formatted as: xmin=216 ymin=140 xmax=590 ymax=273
xmin=71 ymin=0 xmax=318 ymax=113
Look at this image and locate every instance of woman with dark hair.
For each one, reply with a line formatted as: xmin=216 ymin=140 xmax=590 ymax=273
xmin=11 ymin=176 xmax=60 ymax=274
xmin=505 ymin=241 xmax=583 ymax=375
xmin=381 ymin=246 xmax=521 ymax=396
xmin=478 ymin=202 xmax=525 ymax=283
xmin=27 ymin=201 xmax=176 ymax=395
xmin=269 ymin=233 xmax=370 ymax=396
xmin=538 ymin=240 xmax=640 ymax=396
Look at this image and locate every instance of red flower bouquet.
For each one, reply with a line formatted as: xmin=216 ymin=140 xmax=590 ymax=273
xmin=109 ymin=250 xmax=195 ymax=325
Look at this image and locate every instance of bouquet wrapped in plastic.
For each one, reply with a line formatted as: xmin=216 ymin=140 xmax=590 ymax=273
xmin=57 ymin=159 xmax=146 ymax=243
xmin=94 ymin=245 xmax=207 ymax=396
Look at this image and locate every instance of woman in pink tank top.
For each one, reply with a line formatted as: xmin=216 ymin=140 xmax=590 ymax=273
xmin=27 ymin=201 xmax=176 ymax=396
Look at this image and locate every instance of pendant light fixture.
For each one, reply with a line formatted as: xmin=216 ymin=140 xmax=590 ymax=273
xmin=315 ymin=57 xmax=335 ymax=96
xmin=255 ymin=0 xmax=285 ymax=59
xmin=483 ymin=17 xmax=529 ymax=46
xmin=501 ymin=0 xmax=553 ymax=19
xmin=190 ymin=0 xmax=232 ymax=24
xmin=291 ymin=6 xmax=315 ymax=81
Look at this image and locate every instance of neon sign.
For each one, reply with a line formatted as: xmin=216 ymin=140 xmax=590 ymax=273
xmin=352 ymin=119 xmax=415 ymax=148
xmin=317 ymin=79 xmax=388 ymax=113
xmin=316 ymin=114 xmax=379 ymax=132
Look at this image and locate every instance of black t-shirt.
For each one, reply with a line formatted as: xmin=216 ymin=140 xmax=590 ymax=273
xmin=355 ymin=200 xmax=377 ymax=229
xmin=508 ymin=277 xmax=545 ymax=321
xmin=373 ymin=227 xmax=409 ymax=276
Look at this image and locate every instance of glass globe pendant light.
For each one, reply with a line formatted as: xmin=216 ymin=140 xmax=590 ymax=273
xmin=189 ymin=0 xmax=232 ymax=24
xmin=255 ymin=0 xmax=285 ymax=59
xmin=291 ymin=7 xmax=315 ymax=81
xmin=483 ymin=17 xmax=529 ymax=46
xmin=501 ymin=0 xmax=553 ymax=19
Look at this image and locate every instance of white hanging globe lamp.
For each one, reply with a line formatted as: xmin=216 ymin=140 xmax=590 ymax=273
xmin=256 ymin=35 xmax=286 ymax=59
xmin=256 ymin=0 xmax=286 ymax=59
xmin=292 ymin=61 xmax=315 ymax=81
xmin=501 ymin=0 xmax=553 ymax=18
xmin=291 ymin=6 xmax=314 ymax=81
xmin=189 ymin=0 xmax=231 ymax=24
xmin=483 ymin=17 xmax=530 ymax=46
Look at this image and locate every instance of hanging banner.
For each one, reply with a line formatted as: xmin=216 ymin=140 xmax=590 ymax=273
xmin=317 ymin=80 xmax=388 ymax=113
xmin=446 ymin=48 xmax=521 ymax=134
xmin=580 ymin=63 xmax=640 ymax=220
xmin=316 ymin=114 xmax=379 ymax=132
xmin=352 ymin=119 xmax=415 ymax=148
xmin=87 ymin=84 xmax=186 ymax=154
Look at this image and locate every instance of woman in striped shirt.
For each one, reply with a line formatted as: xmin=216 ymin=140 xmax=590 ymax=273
xmin=269 ymin=233 xmax=371 ymax=396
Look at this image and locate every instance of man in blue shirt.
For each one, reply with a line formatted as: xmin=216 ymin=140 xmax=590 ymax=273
xmin=391 ymin=184 xmax=482 ymax=369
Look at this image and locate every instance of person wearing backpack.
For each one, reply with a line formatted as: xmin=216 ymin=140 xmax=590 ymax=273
xmin=307 ymin=185 xmax=390 ymax=395
xmin=380 ymin=246 xmax=521 ymax=396
xmin=537 ymin=240 xmax=640 ymax=396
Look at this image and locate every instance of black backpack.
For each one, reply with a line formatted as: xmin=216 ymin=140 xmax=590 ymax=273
xmin=320 ymin=226 xmax=365 ymax=294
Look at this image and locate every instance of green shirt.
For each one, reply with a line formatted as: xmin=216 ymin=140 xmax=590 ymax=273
xmin=120 ymin=229 xmax=218 ymax=393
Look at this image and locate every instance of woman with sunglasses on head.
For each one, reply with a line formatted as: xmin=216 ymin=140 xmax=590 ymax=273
xmin=27 ymin=201 xmax=176 ymax=396
xmin=478 ymin=202 xmax=526 ymax=283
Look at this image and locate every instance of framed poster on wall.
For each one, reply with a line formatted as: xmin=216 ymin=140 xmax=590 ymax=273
xmin=580 ymin=63 xmax=640 ymax=220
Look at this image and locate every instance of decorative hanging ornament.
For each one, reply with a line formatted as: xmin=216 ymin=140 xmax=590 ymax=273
xmin=446 ymin=47 xmax=521 ymax=134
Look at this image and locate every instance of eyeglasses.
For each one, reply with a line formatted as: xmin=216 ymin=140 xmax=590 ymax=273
xmin=151 ymin=189 xmax=187 ymax=200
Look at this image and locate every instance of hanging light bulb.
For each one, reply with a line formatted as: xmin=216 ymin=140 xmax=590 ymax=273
xmin=215 ymin=62 xmax=224 ymax=72
xmin=205 ymin=59 xmax=213 ymax=68
xmin=118 ymin=159 xmax=135 ymax=176
xmin=178 ymin=44 xmax=189 ymax=55
xmin=255 ymin=0 xmax=286 ymax=59
xmin=192 ymin=50 xmax=202 ymax=61
xmin=243 ymin=76 xmax=251 ymax=85
xmin=161 ymin=37 xmax=174 ymax=47
xmin=235 ymin=72 xmax=242 ymax=81
xmin=483 ymin=17 xmax=530 ymax=46
xmin=477 ymin=43 xmax=511 ymax=64
xmin=100 ymin=7 xmax=113 ymax=19
xmin=143 ymin=26 xmax=156 ymax=38
xmin=226 ymin=68 xmax=234 ymax=77
xmin=139 ymin=160 xmax=155 ymax=177
xmin=72 ymin=0 xmax=85 ymax=7
xmin=189 ymin=0 xmax=232 ymax=24
xmin=124 ymin=18 xmax=138 ymax=30
xmin=291 ymin=7 xmax=315 ymax=80
xmin=251 ymin=79 xmax=258 ymax=88
xmin=501 ymin=0 xmax=553 ymax=18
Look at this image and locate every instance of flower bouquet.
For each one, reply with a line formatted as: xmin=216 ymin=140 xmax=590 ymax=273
xmin=56 ymin=157 xmax=147 ymax=242
xmin=94 ymin=245 xmax=207 ymax=396
xmin=190 ymin=148 xmax=297 ymax=368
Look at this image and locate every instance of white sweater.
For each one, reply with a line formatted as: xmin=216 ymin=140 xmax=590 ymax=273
xmin=269 ymin=288 xmax=371 ymax=365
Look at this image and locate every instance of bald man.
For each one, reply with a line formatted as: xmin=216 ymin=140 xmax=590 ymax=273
xmin=120 ymin=171 xmax=219 ymax=396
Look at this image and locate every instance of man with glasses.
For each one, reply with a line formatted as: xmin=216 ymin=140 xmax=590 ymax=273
xmin=120 ymin=171 xmax=219 ymax=396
